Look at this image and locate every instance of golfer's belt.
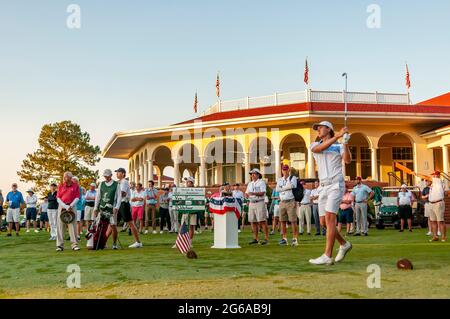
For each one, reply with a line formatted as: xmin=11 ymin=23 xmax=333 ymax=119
xmin=249 ymin=199 xmax=264 ymax=203
xmin=320 ymin=176 xmax=344 ymax=187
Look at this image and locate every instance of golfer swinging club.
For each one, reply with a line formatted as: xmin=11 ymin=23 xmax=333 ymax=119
xmin=308 ymin=120 xmax=353 ymax=265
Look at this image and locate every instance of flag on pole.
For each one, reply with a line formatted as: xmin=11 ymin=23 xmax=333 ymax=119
xmin=175 ymin=222 xmax=192 ymax=255
xmin=304 ymin=58 xmax=309 ymax=85
xmin=216 ymin=73 xmax=220 ymax=98
xmin=193 ymin=92 xmax=198 ymax=113
xmin=405 ymin=64 xmax=411 ymax=90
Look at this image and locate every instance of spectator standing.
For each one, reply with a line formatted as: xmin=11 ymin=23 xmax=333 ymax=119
xmin=270 ymin=188 xmax=280 ymax=235
xmin=276 ymin=165 xmax=298 ymax=246
xmin=25 ymin=189 xmax=39 ymax=233
xmin=159 ymin=188 xmax=171 ymax=233
xmin=421 ymin=179 xmax=433 ymax=236
xmin=168 ymin=184 xmax=179 ymax=233
xmin=131 ymin=183 xmax=146 ymax=234
xmin=232 ymin=184 xmax=245 ymax=232
xmin=84 ymin=183 xmax=97 ymax=229
xmin=145 ymin=180 xmax=158 ymax=234
xmin=47 ymin=183 xmax=58 ymax=241
xmin=338 ymin=187 xmax=354 ymax=235
xmin=246 ymin=169 xmax=269 ymax=245
xmin=6 ymin=183 xmax=24 ymax=237
xmin=351 ymin=177 xmax=374 ymax=236
xmin=39 ymin=197 xmax=49 ymax=232
xmin=397 ymin=184 xmax=415 ymax=232
xmin=429 ymin=171 xmax=447 ymax=242
xmin=298 ymin=181 xmax=312 ymax=236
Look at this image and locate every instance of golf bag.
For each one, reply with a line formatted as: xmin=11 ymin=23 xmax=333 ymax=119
xmin=86 ymin=214 xmax=110 ymax=250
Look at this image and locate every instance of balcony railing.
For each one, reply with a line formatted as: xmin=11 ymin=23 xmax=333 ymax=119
xmin=200 ymin=89 xmax=411 ymax=117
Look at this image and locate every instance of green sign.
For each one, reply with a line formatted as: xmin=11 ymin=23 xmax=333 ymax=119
xmin=173 ymin=188 xmax=206 ymax=214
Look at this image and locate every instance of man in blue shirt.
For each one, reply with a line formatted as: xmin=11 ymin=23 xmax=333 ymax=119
xmin=6 ymin=183 xmax=25 ymax=236
xmin=351 ymin=177 xmax=374 ymax=236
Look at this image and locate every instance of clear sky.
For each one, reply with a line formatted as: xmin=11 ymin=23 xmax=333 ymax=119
xmin=1 ymin=0 xmax=450 ymax=195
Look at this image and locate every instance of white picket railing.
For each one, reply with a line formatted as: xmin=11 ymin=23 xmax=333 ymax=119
xmin=200 ymin=89 xmax=411 ymax=117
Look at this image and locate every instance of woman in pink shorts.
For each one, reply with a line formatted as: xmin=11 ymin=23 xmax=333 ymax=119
xmin=130 ymin=183 xmax=146 ymax=233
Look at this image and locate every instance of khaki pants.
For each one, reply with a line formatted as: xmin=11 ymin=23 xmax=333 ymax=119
xmin=56 ymin=207 xmax=79 ymax=249
xmin=298 ymin=204 xmax=312 ymax=234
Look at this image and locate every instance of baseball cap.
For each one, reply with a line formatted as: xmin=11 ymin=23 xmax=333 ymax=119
xmin=27 ymin=189 xmax=34 ymax=193
xmin=103 ymin=169 xmax=113 ymax=177
xmin=356 ymin=176 xmax=362 ymax=180
xmin=312 ymin=121 xmax=334 ymax=131
xmin=282 ymin=165 xmax=290 ymax=171
xmin=401 ymin=184 xmax=407 ymax=188
xmin=115 ymin=168 xmax=126 ymax=174
xmin=184 ymin=176 xmax=195 ymax=183
xmin=431 ymin=170 xmax=440 ymax=176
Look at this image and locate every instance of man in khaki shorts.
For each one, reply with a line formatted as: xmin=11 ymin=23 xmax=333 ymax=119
xmin=429 ymin=171 xmax=447 ymax=242
xmin=245 ymin=169 xmax=269 ymax=245
xmin=276 ymin=165 xmax=299 ymax=246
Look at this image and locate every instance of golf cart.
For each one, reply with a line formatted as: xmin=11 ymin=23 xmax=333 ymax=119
xmin=375 ymin=186 xmax=427 ymax=229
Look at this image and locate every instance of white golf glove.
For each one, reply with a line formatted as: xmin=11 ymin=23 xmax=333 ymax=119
xmin=342 ymin=133 xmax=351 ymax=144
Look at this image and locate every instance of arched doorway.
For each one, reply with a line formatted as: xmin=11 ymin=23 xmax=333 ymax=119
xmin=249 ymin=136 xmax=274 ymax=182
xmin=378 ymin=133 xmax=414 ymax=185
xmin=280 ymin=134 xmax=307 ymax=179
xmin=152 ymin=146 xmax=174 ymax=185
xmin=204 ymin=139 xmax=245 ymax=186
xmin=346 ymin=133 xmax=372 ymax=180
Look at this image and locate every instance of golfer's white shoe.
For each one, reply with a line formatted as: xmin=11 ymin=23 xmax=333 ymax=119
xmin=129 ymin=242 xmax=142 ymax=248
xmin=309 ymin=254 xmax=334 ymax=265
xmin=426 ymin=231 xmax=432 ymax=236
xmin=335 ymin=241 xmax=352 ymax=263
xmin=152 ymin=230 xmax=157 ymax=234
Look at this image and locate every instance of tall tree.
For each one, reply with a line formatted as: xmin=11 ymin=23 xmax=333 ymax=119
xmin=18 ymin=121 xmax=101 ymax=194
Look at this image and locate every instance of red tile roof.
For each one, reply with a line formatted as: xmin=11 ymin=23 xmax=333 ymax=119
xmin=177 ymin=101 xmax=450 ymax=125
xmin=417 ymin=92 xmax=450 ymax=107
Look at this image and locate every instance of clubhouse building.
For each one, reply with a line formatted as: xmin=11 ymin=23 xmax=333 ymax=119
xmin=103 ymin=89 xmax=450 ymax=189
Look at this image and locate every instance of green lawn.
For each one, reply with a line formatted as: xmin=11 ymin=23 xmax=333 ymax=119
xmin=0 ymin=226 xmax=448 ymax=299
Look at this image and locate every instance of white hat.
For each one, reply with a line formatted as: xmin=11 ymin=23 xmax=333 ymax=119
xmin=103 ymin=169 xmax=113 ymax=177
xmin=27 ymin=189 xmax=34 ymax=193
xmin=401 ymin=184 xmax=407 ymax=188
xmin=90 ymin=182 xmax=97 ymax=187
xmin=249 ymin=168 xmax=262 ymax=175
xmin=312 ymin=121 xmax=334 ymax=131
xmin=184 ymin=176 xmax=195 ymax=183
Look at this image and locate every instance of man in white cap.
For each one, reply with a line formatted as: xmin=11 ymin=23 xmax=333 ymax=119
xmin=84 ymin=182 xmax=97 ymax=229
xmin=309 ymin=121 xmax=352 ymax=265
xmin=94 ymin=169 xmax=122 ymax=249
xmin=276 ymin=165 xmax=299 ymax=246
xmin=245 ymin=168 xmax=269 ymax=245
xmin=397 ymin=184 xmax=415 ymax=232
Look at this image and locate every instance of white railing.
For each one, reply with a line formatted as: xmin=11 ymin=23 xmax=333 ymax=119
xmin=200 ymin=89 xmax=411 ymax=117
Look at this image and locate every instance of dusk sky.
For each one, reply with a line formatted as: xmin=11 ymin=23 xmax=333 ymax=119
xmin=1 ymin=0 xmax=450 ymax=195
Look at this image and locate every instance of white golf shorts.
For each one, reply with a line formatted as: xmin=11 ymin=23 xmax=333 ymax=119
xmin=318 ymin=181 xmax=345 ymax=216
xmin=6 ymin=208 xmax=21 ymax=223
xmin=76 ymin=210 xmax=82 ymax=222
xmin=84 ymin=206 xmax=95 ymax=221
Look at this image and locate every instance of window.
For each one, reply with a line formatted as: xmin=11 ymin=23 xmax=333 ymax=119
xmin=392 ymin=147 xmax=413 ymax=160
xmin=360 ymin=147 xmax=371 ymax=161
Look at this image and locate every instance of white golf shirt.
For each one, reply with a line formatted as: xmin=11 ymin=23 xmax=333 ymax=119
xmin=429 ymin=178 xmax=445 ymax=202
xmin=310 ymin=141 xmax=345 ymax=182
xmin=276 ymin=175 xmax=297 ymax=201
xmin=119 ymin=179 xmax=131 ymax=203
xmin=310 ymin=188 xmax=319 ymax=204
xmin=300 ymin=188 xmax=312 ymax=205
xmin=398 ymin=191 xmax=413 ymax=206
xmin=26 ymin=194 xmax=37 ymax=208
xmin=130 ymin=189 xmax=146 ymax=207
xmin=246 ymin=179 xmax=267 ymax=202
xmin=232 ymin=190 xmax=244 ymax=201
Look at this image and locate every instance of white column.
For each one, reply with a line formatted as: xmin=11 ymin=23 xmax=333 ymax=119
xmin=158 ymin=173 xmax=163 ymax=188
xmin=274 ymin=149 xmax=281 ymax=180
xmin=371 ymin=148 xmax=379 ymax=181
xmin=173 ymin=158 xmax=180 ymax=187
xmin=244 ymin=153 xmax=251 ymax=184
xmin=307 ymin=149 xmax=315 ymax=178
xmin=217 ymin=163 xmax=223 ymax=185
xmin=442 ymin=145 xmax=449 ymax=189
xmin=235 ymin=163 xmax=243 ymax=183
xmin=143 ymin=162 xmax=148 ymax=186
xmin=134 ymin=169 xmax=139 ymax=184
xmin=148 ymin=161 xmax=154 ymax=183
xmin=199 ymin=156 xmax=206 ymax=187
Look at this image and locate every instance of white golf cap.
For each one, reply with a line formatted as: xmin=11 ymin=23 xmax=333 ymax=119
xmin=401 ymin=184 xmax=407 ymax=188
xmin=103 ymin=169 xmax=113 ymax=176
xmin=184 ymin=176 xmax=195 ymax=183
xmin=90 ymin=182 xmax=97 ymax=187
xmin=312 ymin=121 xmax=334 ymax=131
xmin=27 ymin=189 xmax=34 ymax=193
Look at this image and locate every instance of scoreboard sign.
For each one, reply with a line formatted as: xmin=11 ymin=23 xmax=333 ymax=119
xmin=172 ymin=188 xmax=206 ymax=214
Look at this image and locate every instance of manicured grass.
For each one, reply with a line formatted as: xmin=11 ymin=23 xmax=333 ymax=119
xmin=0 ymin=226 xmax=448 ymax=298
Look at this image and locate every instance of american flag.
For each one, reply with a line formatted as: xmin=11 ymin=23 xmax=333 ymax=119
xmin=193 ymin=92 xmax=198 ymax=113
xmin=216 ymin=73 xmax=220 ymax=98
xmin=175 ymin=222 xmax=192 ymax=254
xmin=405 ymin=64 xmax=411 ymax=90
xmin=304 ymin=58 xmax=309 ymax=85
